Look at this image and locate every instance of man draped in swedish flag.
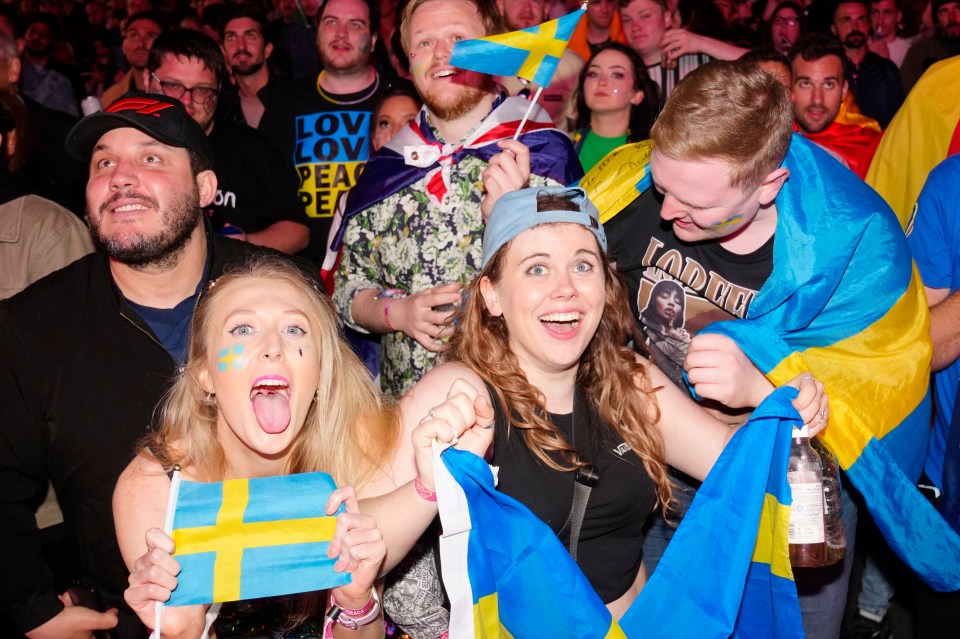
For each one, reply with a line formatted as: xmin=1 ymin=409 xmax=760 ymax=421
xmin=584 ymin=60 xmax=957 ymax=639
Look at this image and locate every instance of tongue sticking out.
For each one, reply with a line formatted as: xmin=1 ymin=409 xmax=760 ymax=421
xmin=251 ymin=392 xmax=291 ymax=434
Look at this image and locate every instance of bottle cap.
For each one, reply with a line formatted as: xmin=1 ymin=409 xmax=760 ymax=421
xmin=792 ymin=424 xmax=810 ymax=438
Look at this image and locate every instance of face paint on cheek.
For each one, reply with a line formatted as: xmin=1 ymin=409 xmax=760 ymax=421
xmin=710 ymin=214 xmax=744 ymax=230
xmin=299 ymin=347 xmax=303 ymax=358
xmin=217 ymin=344 xmax=247 ymax=372
xmin=411 ymin=57 xmax=425 ymax=77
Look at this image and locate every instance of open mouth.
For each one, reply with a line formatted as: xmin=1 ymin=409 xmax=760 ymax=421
xmin=250 ymin=375 xmax=291 ymax=434
xmin=432 ymin=68 xmax=461 ymax=79
xmin=540 ymin=311 xmax=583 ymax=335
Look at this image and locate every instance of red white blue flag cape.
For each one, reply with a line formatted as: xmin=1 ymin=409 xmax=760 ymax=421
xmin=331 ymin=94 xmax=582 ymax=251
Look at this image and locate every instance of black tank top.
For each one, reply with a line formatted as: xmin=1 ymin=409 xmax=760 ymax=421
xmin=487 ymin=383 xmax=658 ymax=603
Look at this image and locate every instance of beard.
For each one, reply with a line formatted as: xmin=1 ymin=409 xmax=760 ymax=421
xmin=940 ymin=21 xmax=960 ymax=41
xmin=232 ymin=54 xmax=265 ymax=77
xmin=88 ymin=184 xmax=201 ymax=269
xmin=422 ymin=85 xmax=489 ymax=121
xmin=843 ymin=31 xmax=866 ymax=48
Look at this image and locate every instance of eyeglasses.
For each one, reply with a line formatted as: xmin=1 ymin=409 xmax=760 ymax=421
xmin=151 ymin=73 xmax=219 ymax=106
xmin=773 ymin=16 xmax=800 ymax=26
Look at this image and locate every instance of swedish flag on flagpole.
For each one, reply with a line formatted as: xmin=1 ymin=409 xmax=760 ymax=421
xmin=449 ymin=9 xmax=585 ymax=87
xmin=165 ymin=472 xmax=350 ymax=606
xmin=434 ymin=388 xmax=804 ymax=638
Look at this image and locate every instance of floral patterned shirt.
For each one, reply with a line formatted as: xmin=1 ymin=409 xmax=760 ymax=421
xmin=334 ymin=153 xmax=557 ymax=396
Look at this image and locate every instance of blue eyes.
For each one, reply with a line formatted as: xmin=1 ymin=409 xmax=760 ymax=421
xmin=228 ymin=324 xmax=307 ymax=337
xmin=230 ymin=324 xmax=252 ymax=336
xmin=526 ymin=262 xmax=594 ymax=276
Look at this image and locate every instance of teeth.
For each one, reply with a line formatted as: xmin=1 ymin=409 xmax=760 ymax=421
xmin=114 ymin=204 xmax=148 ymax=212
xmin=255 ymin=379 xmax=288 ymax=388
xmin=540 ymin=312 xmax=582 ymax=322
xmin=434 ymin=69 xmax=456 ymax=78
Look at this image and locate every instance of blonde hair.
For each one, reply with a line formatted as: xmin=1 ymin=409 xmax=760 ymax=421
xmin=146 ymin=255 xmax=398 ymax=490
xmin=651 ymin=60 xmax=793 ymax=191
xmin=448 ymin=233 xmax=674 ymax=515
xmin=399 ymin=0 xmax=503 ymax=55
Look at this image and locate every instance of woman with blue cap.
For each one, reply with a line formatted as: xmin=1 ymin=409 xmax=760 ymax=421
xmin=387 ymin=185 xmax=829 ymax=618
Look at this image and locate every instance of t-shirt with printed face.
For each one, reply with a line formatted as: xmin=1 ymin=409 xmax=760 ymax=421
xmin=604 ymin=187 xmax=774 ymax=390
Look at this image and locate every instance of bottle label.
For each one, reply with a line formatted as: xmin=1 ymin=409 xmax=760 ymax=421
xmin=788 ymin=482 xmax=825 ymax=543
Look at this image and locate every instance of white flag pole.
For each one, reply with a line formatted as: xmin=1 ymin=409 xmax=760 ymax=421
xmin=150 ymin=467 xmax=182 ymax=639
xmin=512 ymin=85 xmax=544 ymax=140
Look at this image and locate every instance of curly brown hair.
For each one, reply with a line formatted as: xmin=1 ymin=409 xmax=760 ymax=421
xmin=447 ymin=220 xmax=674 ymax=515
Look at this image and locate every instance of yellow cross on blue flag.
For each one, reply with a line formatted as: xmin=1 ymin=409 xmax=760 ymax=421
xmin=435 ymin=388 xmax=804 ymax=638
xmin=449 ymin=9 xmax=585 ymax=87
xmin=166 ymin=472 xmax=350 ymax=606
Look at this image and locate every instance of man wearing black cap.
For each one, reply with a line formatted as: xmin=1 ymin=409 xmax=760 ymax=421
xmin=0 ymin=92 xmax=291 ymax=639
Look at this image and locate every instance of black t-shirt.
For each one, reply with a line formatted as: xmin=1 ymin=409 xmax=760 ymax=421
xmin=256 ymin=74 xmax=383 ymax=262
xmin=489 ymin=385 xmax=656 ymax=603
xmin=605 ymin=188 xmax=774 ymax=388
xmin=207 ymin=121 xmax=307 ymax=235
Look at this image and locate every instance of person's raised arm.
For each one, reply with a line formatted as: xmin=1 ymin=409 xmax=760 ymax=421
xmin=358 ymin=364 xmax=494 ymax=573
xmin=660 ymin=28 xmax=750 ymax=62
xmin=113 ymin=453 xmax=209 ymax=639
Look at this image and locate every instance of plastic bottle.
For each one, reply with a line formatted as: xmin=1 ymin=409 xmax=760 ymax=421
xmin=788 ymin=424 xmax=826 ymax=567
xmin=813 ymin=437 xmax=847 ymax=565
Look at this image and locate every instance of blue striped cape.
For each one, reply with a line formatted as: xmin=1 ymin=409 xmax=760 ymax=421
xmin=435 ymin=388 xmax=804 ymax=638
xmin=583 ymin=135 xmax=960 ymax=590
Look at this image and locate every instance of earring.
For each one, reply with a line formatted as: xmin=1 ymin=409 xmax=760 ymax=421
xmin=206 ymin=391 xmax=215 ymax=402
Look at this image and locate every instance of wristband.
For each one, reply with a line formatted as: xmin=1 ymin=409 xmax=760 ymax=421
xmin=383 ymin=297 xmax=397 ymax=332
xmin=414 ymin=476 xmax=438 ymax=502
xmin=324 ymin=587 xmax=380 ymax=633
xmin=375 ymin=289 xmax=405 ymax=333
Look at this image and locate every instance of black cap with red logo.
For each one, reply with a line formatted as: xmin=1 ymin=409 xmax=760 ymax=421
xmin=66 ymin=91 xmax=214 ymax=168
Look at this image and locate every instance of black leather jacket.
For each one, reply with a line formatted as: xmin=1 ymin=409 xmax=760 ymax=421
xmin=0 ymin=229 xmax=313 ymax=637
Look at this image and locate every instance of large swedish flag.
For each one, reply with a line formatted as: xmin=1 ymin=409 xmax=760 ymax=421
xmin=449 ymin=9 xmax=585 ymax=87
xmin=583 ymin=135 xmax=960 ymax=591
xmin=166 ymin=472 xmax=350 ymax=606
xmin=622 ymin=388 xmax=803 ymax=638
xmin=435 ymin=388 xmax=804 ymax=638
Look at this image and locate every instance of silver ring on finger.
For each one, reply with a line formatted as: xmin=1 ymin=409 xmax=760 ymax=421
xmin=448 ymin=424 xmax=460 ymax=446
xmin=798 ymin=375 xmax=815 ymax=388
xmin=421 ymin=406 xmax=438 ymax=424
xmin=817 ymin=409 xmax=825 ymax=426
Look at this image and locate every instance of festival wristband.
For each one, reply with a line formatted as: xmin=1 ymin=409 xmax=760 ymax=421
xmin=374 ymin=289 xmax=406 ymax=333
xmin=383 ymin=297 xmax=397 ymax=332
xmin=414 ymin=476 xmax=437 ymax=502
xmin=324 ymin=587 xmax=380 ymax=633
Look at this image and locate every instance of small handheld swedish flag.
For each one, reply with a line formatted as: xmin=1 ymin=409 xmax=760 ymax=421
xmin=166 ymin=471 xmax=350 ymax=606
xmin=449 ymin=9 xmax=585 ymax=87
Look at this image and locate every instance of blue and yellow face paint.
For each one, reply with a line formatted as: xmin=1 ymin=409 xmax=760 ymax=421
xmin=709 ymin=213 xmax=744 ymax=231
xmin=217 ymin=344 xmax=247 ymax=372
